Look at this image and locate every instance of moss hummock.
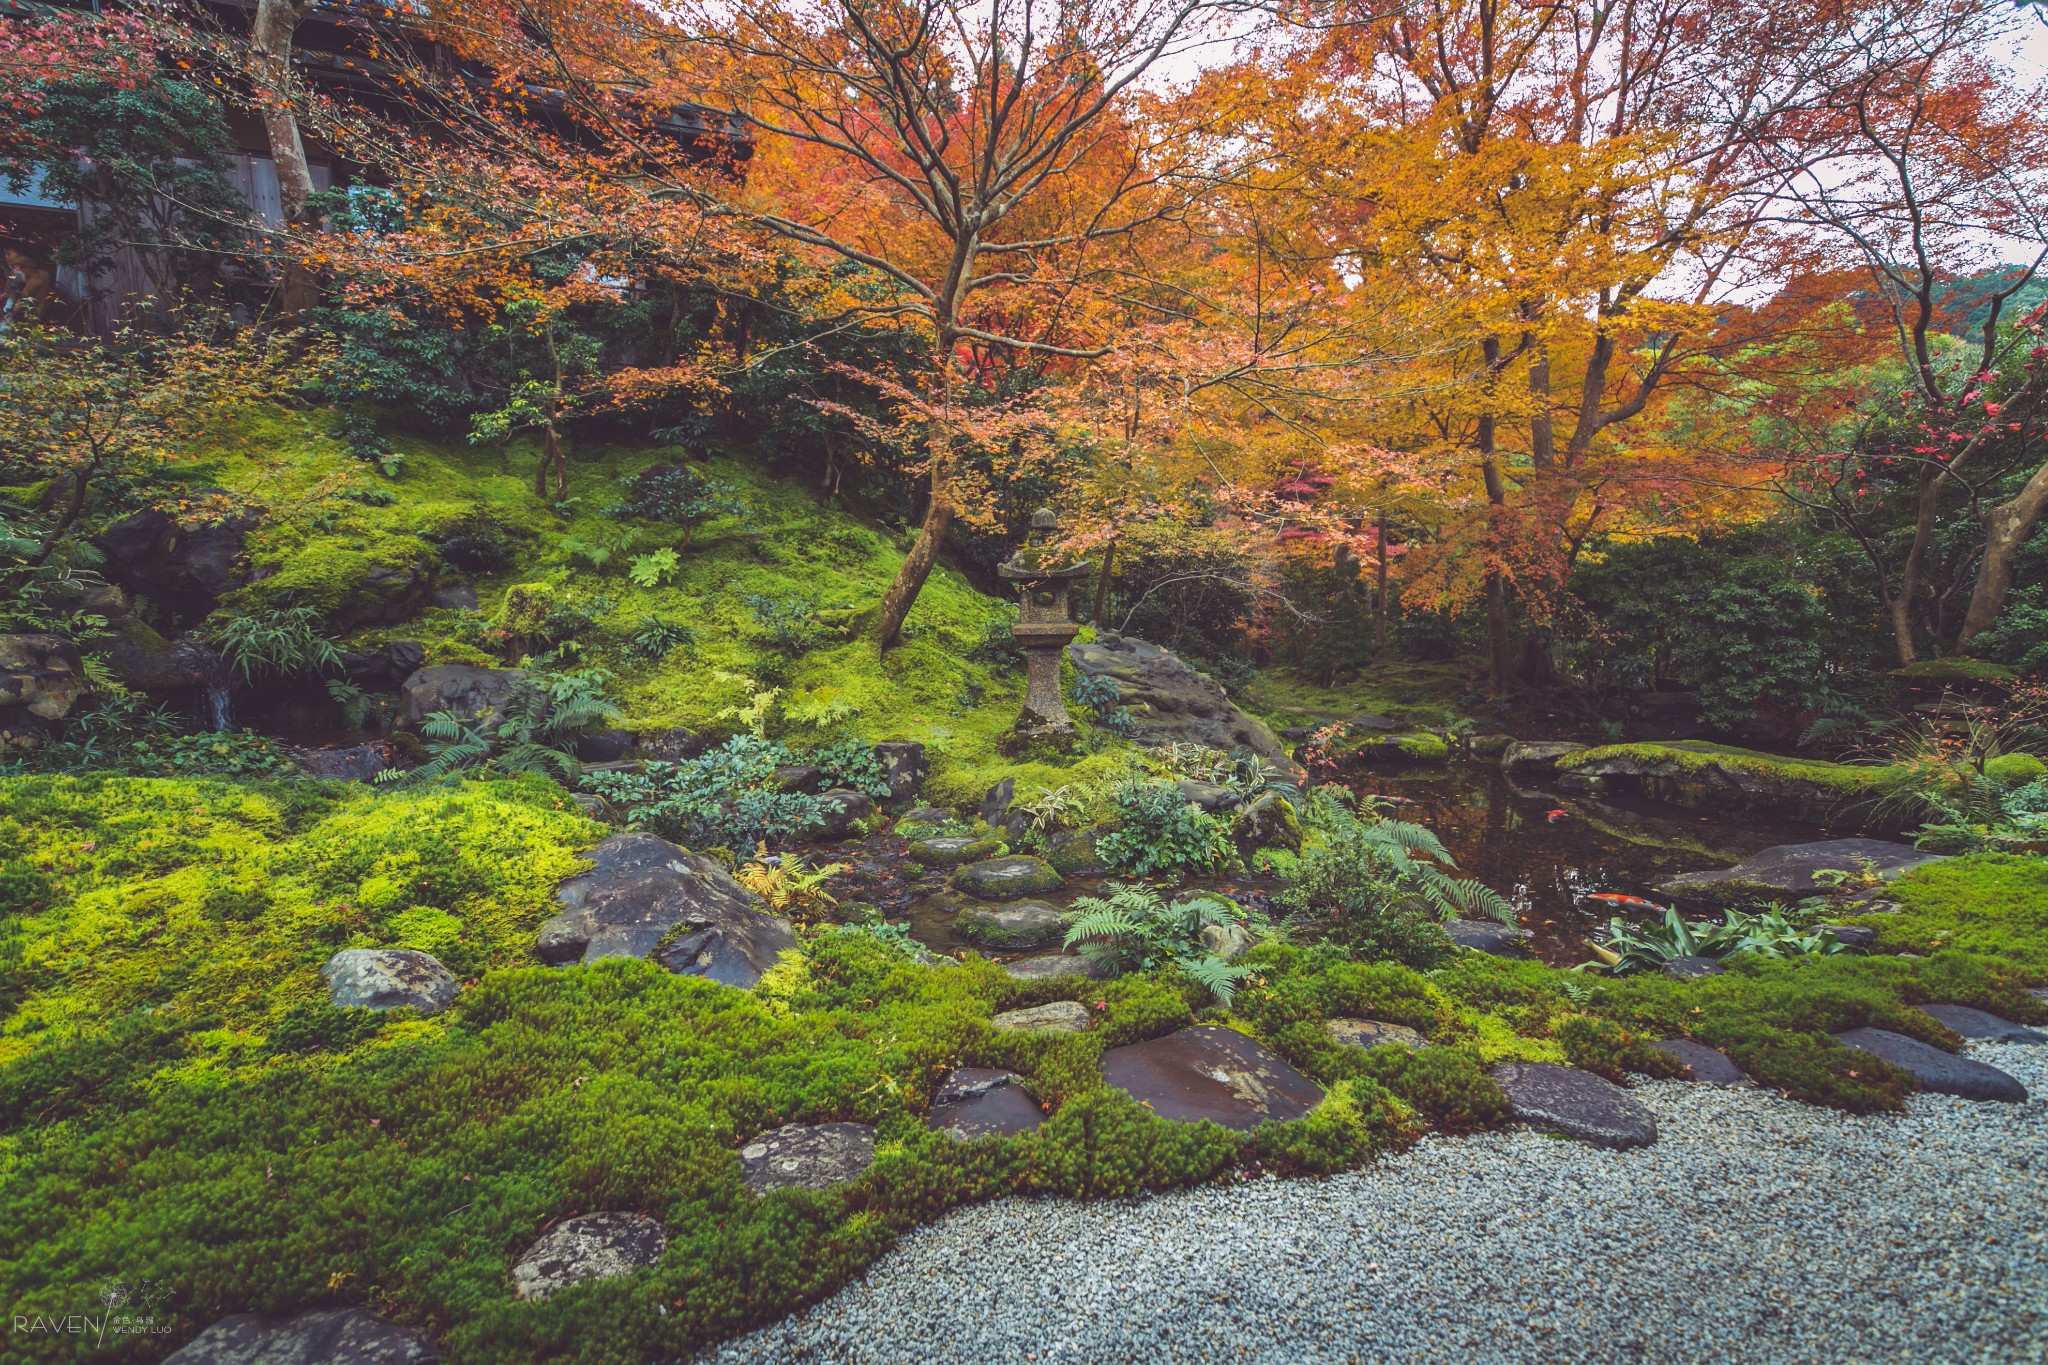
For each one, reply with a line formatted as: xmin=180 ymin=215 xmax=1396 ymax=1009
xmin=1559 ymin=741 xmax=1900 ymax=827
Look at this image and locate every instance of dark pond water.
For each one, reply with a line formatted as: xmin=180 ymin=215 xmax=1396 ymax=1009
xmin=819 ymin=760 xmax=1854 ymax=968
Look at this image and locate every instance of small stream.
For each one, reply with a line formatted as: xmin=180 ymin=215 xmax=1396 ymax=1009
xmin=821 ymin=761 xmax=1851 ymax=968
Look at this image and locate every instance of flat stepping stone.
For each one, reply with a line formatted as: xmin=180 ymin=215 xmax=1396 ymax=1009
xmin=165 ymin=1307 xmax=438 ymax=1363
xmin=953 ymin=900 xmax=1064 ymax=948
xmin=907 ymin=834 xmax=1001 ymax=866
xmin=1650 ymin=1039 xmax=1749 ymax=1085
xmin=991 ymin=1000 xmax=1092 ymax=1033
xmin=1101 ymin=1025 xmax=1323 ymax=1131
xmin=1833 ymin=1028 xmax=2028 ymax=1103
xmin=510 ymin=1211 xmax=666 ymax=1301
xmin=928 ymin=1068 xmax=1043 ymax=1139
xmin=740 ymin=1121 xmax=877 ymax=1193
xmin=1660 ymin=954 xmax=1724 ymax=979
xmin=1002 ymin=953 xmax=1110 ymax=981
xmin=896 ymin=805 xmax=953 ymax=827
xmin=952 ymin=855 xmax=1063 ymax=901
xmin=1490 ymin=1062 xmax=1658 ymax=1148
xmin=1445 ymin=918 xmax=1533 ymax=957
xmin=1918 ymin=1004 xmax=2047 ymax=1044
xmin=1326 ymin=1018 xmax=1426 ymax=1050
xmin=1660 ymin=839 xmax=1939 ymax=899
xmin=321 ymin=948 xmax=458 ymax=1015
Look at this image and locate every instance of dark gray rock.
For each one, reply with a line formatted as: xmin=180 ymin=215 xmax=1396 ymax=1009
xmin=991 ymin=1000 xmax=1092 ymax=1032
xmin=1279 ymin=726 xmax=1313 ymax=743
xmin=574 ymin=729 xmax=637 ymax=763
xmin=772 ymin=763 xmax=825 ymax=794
xmin=2029 ymin=987 xmax=2048 ymax=1006
xmin=1500 ymin=740 xmax=1586 ymax=778
xmin=980 ymin=777 xmax=1017 ymax=825
xmin=814 ymin=789 xmax=877 ymax=840
xmin=1175 ymin=779 xmax=1241 ymax=814
xmin=637 ymin=726 xmax=705 ymax=761
xmin=1919 ymin=1004 xmax=2047 ymax=1044
xmin=1649 ymin=1039 xmax=1748 ymax=1085
xmin=1817 ymin=923 xmax=1878 ymax=950
xmin=1660 ymin=839 xmax=1941 ymax=900
xmin=896 ymin=805 xmax=953 ymax=828
xmin=1661 ymin=955 xmax=1725 ymax=979
xmin=1002 ymin=953 xmax=1111 ymax=982
xmin=1834 ymin=1028 xmax=2027 ymax=1102
xmin=291 ymin=741 xmax=393 ymax=782
xmin=872 ymin=741 xmax=928 ymax=810
xmin=165 ymin=1307 xmax=438 ymax=1364
xmin=1489 ymin=1062 xmax=1658 ymax=1149
xmin=95 ymin=506 xmax=254 ymax=623
xmin=740 ymin=1122 xmax=877 ymax=1193
xmin=341 ymin=641 xmax=425 ymax=691
xmin=952 ymin=855 xmax=1063 ymax=901
xmin=928 ymin=1069 xmax=1043 ymax=1139
xmin=322 ymin=949 xmax=458 ymax=1015
xmin=539 ymin=833 xmax=795 ymax=988
xmin=87 ymin=582 xmax=218 ymax=692
xmin=0 ymin=634 xmax=88 ymax=745
xmin=953 ymin=900 xmax=1064 ymax=948
xmin=431 ymin=583 xmax=480 ymax=611
xmin=1101 ymin=1026 xmax=1323 ymax=1131
xmin=1067 ymin=632 xmax=1299 ymax=776
xmin=1445 ymin=918 xmax=1533 ymax=958
xmin=1326 ymin=1018 xmax=1426 ymax=1050
xmin=397 ymin=665 xmax=523 ymax=728
xmin=509 ymin=1211 xmax=666 ymax=1301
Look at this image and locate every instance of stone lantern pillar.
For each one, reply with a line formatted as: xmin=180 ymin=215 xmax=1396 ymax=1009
xmin=997 ymin=508 xmax=1093 ymax=740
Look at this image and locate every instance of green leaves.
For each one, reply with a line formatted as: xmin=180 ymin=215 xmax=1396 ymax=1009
xmin=628 ymin=547 xmax=681 ymax=587
xmin=1060 ymin=883 xmax=1259 ymax=1005
xmin=1596 ymin=903 xmax=1855 ymax=975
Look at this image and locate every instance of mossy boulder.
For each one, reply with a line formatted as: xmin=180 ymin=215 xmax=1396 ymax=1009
xmin=1042 ymin=830 xmax=1103 ymax=875
xmin=1889 ymin=657 xmax=2016 ymax=684
xmin=1232 ymin=791 xmax=1302 ymax=853
xmin=1337 ymin=729 xmax=1451 ymax=767
xmin=1985 ymin=753 xmax=2047 ymax=789
xmin=1557 ymin=741 xmax=1901 ymax=829
xmin=906 ymin=835 xmax=1002 ymax=866
xmin=952 ymin=855 xmax=1064 ymax=901
xmin=953 ymin=899 xmax=1065 ymax=948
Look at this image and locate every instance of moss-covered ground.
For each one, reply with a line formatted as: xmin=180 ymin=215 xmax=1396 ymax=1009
xmin=2 ymin=767 xmax=2043 ymax=1361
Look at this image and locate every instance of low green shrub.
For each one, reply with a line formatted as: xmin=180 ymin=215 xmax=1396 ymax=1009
xmin=1094 ymin=778 xmax=1236 ymax=878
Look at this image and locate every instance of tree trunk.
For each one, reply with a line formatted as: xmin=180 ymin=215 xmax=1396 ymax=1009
xmin=251 ymin=0 xmax=320 ymax=316
xmin=1888 ymin=462 xmax=1949 ymax=664
xmin=871 ymin=489 xmax=954 ymax=651
xmin=1956 ymin=458 xmax=2048 ymax=652
xmin=31 ymin=460 xmax=95 ymax=566
xmin=1374 ymin=505 xmax=1390 ymax=651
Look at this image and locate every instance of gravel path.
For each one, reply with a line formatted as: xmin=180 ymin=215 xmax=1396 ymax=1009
xmin=708 ymin=1043 xmax=2047 ymax=1365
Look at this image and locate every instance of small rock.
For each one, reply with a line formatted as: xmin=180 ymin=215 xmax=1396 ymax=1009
xmin=574 ymin=729 xmax=638 ymax=763
xmin=637 ymin=726 xmax=705 ymax=761
xmin=165 ymin=1307 xmax=438 ymax=1364
xmin=897 ymin=805 xmax=953 ymax=828
xmin=953 ymin=900 xmax=1064 ymax=948
xmin=509 ymin=1211 xmax=667 ymax=1301
xmin=1500 ymin=740 xmax=1586 ymax=778
xmin=1445 ymin=918 xmax=1533 ymax=958
xmin=952 ymin=855 xmax=1063 ymax=901
xmin=1919 ymin=1004 xmax=2047 ymax=1044
xmin=1849 ymin=899 xmax=1905 ymax=915
xmin=814 ymin=789 xmax=877 ymax=840
xmin=1817 ymin=924 xmax=1878 ymax=950
xmin=1002 ymin=954 xmax=1111 ymax=981
xmin=431 ymin=583 xmax=480 ymax=611
xmin=1326 ymin=1018 xmax=1426 ymax=1050
xmin=1489 ymin=1062 xmax=1658 ymax=1149
xmin=991 ymin=1000 xmax=1092 ymax=1032
xmin=1279 ymin=726 xmax=1313 ymax=743
xmin=1197 ymin=921 xmax=1257 ymax=962
xmin=740 ymin=1122 xmax=877 ymax=1194
xmin=980 ymin=777 xmax=1017 ymax=825
xmin=1649 ymin=1039 xmax=1748 ymax=1085
xmin=290 ymin=741 xmax=393 ymax=782
xmin=908 ymin=835 xmax=1000 ymax=866
xmin=1833 ymin=1028 xmax=2027 ymax=1103
xmin=1232 ymin=791 xmax=1301 ymax=853
xmin=397 ymin=665 xmax=523 ymax=728
xmin=1660 ymin=955 xmax=1724 ymax=979
xmin=872 ymin=741 xmax=928 ymax=810
xmin=928 ymin=1069 xmax=1043 ymax=1139
xmin=1176 ymin=779 xmax=1242 ymax=814
xmin=773 ymin=763 xmax=825 ymax=794
xmin=321 ymin=949 xmax=458 ymax=1015
xmin=1101 ymin=1026 xmax=1323 ymax=1131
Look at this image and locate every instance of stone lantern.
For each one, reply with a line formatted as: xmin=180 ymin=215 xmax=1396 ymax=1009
xmin=997 ymin=508 xmax=1093 ymax=740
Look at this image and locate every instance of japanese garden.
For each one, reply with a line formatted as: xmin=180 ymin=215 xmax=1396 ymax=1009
xmin=1 ymin=0 xmax=2045 ymax=1361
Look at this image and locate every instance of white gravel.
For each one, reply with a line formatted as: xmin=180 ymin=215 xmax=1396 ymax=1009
xmin=707 ymin=1043 xmax=2048 ymax=1365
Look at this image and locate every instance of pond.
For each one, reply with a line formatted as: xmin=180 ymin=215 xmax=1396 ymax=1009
xmin=823 ymin=760 xmax=1858 ymax=968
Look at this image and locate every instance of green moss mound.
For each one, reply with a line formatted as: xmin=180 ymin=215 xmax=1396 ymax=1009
xmin=1889 ymin=658 xmax=2017 ymax=682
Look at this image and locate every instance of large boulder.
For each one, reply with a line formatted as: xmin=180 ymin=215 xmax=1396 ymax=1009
xmin=65 ymin=581 xmax=218 ymax=693
xmin=872 ymin=741 xmax=928 ymax=810
xmin=0 ymin=633 xmax=86 ymax=750
xmin=340 ymin=641 xmax=426 ymax=692
xmin=813 ymin=789 xmax=877 ymax=841
xmin=509 ymin=1212 xmax=667 ymax=1301
xmin=953 ymin=900 xmax=1064 ymax=948
xmin=740 ymin=1122 xmax=877 ymax=1194
xmin=1659 ymin=839 xmax=1942 ymax=902
xmin=1556 ymin=742 xmax=1900 ymax=830
xmin=322 ymin=949 xmax=458 ymax=1015
xmin=952 ymin=855 xmax=1063 ymax=901
xmin=1100 ymin=1026 xmax=1323 ymax=1130
xmin=397 ymin=665 xmax=523 ymax=728
xmin=1232 ymin=791 xmax=1301 ymax=853
xmin=1500 ymin=740 xmax=1587 ymax=780
xmin=165 ymin=1308 xmax=438 ymax=1364
xmin=1068 ymin=632 xmax=1299 ymax=776
xmin=95 ymin=506 xmax=254 ymax=625
xmin=539 ymin=833 xmax=795 ymax=988
xmin=1833 ymin=1028 xmax=2028 ymax=1102
xmin=927 ymin=1069 xmax=1043 ymax=1139
xmin=1489 ymin=1062 xmax=1658 ymax=1148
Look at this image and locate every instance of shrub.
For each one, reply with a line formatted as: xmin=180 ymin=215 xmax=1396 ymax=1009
xmin=628 ymin=616 xmax=695 ymax=660
xmin=581 ymin=735 xmax=830 ymax=849
xmin=1594 ymin=904 xmax=1854 ymax=975
xmin=1556 ymin=1015 xmax=1689 ymax=1084
xmin=1095 ymin=779 xmax=1236 ymax=877
xmin=211 ymin=605 xmax=343 ymax=681
xmin=618 ymin=465 xmax=744 ymax=545
xmin=1061 ymin=883 xmax=1258 ymax=1004
xmin=389 ymin=670 xmax=621 ymax=784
